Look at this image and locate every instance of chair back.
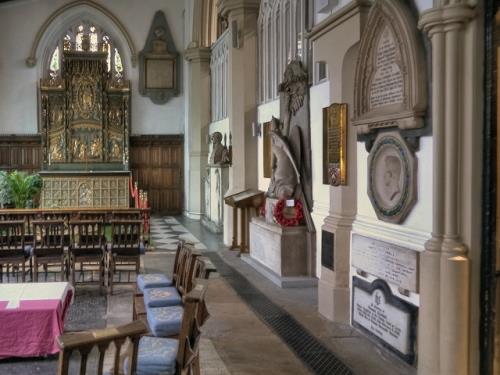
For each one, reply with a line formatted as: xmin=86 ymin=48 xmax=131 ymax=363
xmin=69 ymin=220 xmax=105 ymax=255
xmin=78 ymin=211 xmax=107 ymax=222
xmin=192 ymin=257 xmax=217 ymax=281
xmin=56 ymin=320 xmax=148 ymax=375
xmin=112 ymin=210 xmax=142 ymax=220
xmin=0 ymin=212 xmax=33 ymax=240
xmin=177 ymin=282 xmax=209 ymax=375
xmin=0 ymin=220 xmax=25 ymax=257
xmin=32 ymin=220 xmax=65 ymax=257
xmin=110 ymin=220 xmax=142 ymax=255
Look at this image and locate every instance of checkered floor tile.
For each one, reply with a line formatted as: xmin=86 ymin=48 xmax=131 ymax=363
xmin=150 ymin=217 xmax=207 ymax=251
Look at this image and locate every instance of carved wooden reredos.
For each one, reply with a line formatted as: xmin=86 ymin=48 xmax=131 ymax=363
xmin=40 ymin=48 xmax=130 ymax=171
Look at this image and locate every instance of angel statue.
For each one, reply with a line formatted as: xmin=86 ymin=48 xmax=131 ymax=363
xmin=267 ymin=117 xmax=300 ymax=200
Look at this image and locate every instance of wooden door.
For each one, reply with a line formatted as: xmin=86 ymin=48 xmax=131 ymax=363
xmin=129 ymin=135 xmax=183 ymax=214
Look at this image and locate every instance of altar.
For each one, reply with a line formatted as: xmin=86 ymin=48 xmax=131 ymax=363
xmin=39 ymin=39 xmax=131 ymax=208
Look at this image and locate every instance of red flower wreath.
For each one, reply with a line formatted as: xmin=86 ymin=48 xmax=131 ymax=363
xmin=273 ymin=198 xmax=304 ymax=226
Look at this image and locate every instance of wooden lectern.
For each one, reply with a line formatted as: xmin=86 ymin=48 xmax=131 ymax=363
xmin=224 ymin=189 xmax=265 ymax=253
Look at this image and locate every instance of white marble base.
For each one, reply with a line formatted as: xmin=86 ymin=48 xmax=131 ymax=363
xmin=241 ymin=254 xmax=318 ymax=288
xmin=248 ymin=217 xmax=316 ymax=288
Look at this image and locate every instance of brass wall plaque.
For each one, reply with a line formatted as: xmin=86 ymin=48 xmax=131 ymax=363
xmin=323 ymin=103 xmax=347 ymax=186
xmin=263 ymin=121 xmax=273 ymax=178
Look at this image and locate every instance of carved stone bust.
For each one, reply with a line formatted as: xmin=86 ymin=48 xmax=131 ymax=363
xmin=209 ymin=132 xmax=230 ymax=165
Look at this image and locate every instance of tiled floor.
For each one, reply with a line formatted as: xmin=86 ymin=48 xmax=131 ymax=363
xmin=149 ymin=216 xmax=207 ymax=251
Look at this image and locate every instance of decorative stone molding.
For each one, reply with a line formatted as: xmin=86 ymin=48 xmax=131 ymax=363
xmin=184 ymin=47 xmax=211 ymax=63
xmin=218 ymin=0 xmax=261 ymax=17
xmin=26 ymin=0 xmax=137 ymax=68
xmin=418 ymin=3 xmax=476 ymax=35
xmin=353 ymin=0 xmax=427 ymax=136
xmin=210 ymin=30 xmax=230 ymax=121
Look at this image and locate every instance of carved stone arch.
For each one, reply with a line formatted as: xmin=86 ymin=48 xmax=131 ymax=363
xmin=26 ymin=0 xmax=137 ymax=69
xmin=353 ymin=0 xmax=427 ymax=136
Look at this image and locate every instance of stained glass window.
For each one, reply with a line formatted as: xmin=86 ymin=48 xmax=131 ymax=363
xmin=48 ymin=22 xmax=125 ymax=78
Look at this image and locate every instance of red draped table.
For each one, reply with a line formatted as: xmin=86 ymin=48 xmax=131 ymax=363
xmin=0 ymin=282 xmax=74 ymax=358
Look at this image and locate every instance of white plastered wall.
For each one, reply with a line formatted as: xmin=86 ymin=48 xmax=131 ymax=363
xmin=0 ymin=0 xmax=186 ymax=135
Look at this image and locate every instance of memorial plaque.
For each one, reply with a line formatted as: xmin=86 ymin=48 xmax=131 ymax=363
xmin=321 ymin=230 xmax=334 ymax=271
xmin=352 ymin=277 xmax=417 ymax=364
xmin=369 ymin=26 xmax=404 ymax=109
xmin=263 ymin=121 xmax=272 ymax=178
xmin=352 ymin=0 xmax=427 ymax=135
xmin=323 ymin=103 xmax=347 ymax=186
xmin=146 ymin=59 xmax=175 ymax=89
xmin=352 ymin=234 xmax=418 ymax=292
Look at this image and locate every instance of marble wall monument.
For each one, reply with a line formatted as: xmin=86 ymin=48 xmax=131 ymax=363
xmin=353 ymin=0 xmax=427 ymax=136
xmin=367 ymin=131 xmax=417 ymax=224
xmin=352 ymin=277 xmax=417 ymax=364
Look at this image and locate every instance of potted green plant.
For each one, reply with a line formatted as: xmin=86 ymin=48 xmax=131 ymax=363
xmin=4 ymin=171 xmax=43 ymax=208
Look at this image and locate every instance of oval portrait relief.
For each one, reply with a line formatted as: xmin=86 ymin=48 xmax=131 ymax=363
xmin=367 ymin=132 xmax=417 ymax=224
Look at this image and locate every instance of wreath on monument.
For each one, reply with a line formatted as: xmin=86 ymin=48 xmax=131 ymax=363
xmin=273 ymin=198 xmax=304 ymax=226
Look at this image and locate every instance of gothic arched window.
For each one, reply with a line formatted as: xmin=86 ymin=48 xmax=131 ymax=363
xmin=48 ymin=21 xmax=125 ymax=80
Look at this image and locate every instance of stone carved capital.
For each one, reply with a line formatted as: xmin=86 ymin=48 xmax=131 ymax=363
xmin=218 ymin=0 xmax=260 ymax=18
xmin=418 ymin=4 xmax=476 ymax=36
xmin=184 ymin=47 xmax=212 ymax=63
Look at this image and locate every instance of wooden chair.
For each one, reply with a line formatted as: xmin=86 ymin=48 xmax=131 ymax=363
xmin=108 ymin=220 xmax=143 ymax=294
xmin=40 ymin=211 xmax=72 ymax=247
xmin=32 ymin=220 xmax=67 ymax=282
xmin=0 ymin=212 xmax=34 ymax=244
xmin=127 ymin=282 xmax=209 ymax=375
xmin=68 ymin=220 xmax=106 ymax=289
xmin=56 ymin=320 xmax=148 ymax=375
xmin=0 ymin=220 xmax=30 ymax=282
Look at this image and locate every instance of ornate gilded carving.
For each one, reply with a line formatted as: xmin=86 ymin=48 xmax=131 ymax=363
xmin=40 ymin=48 xmax=130 ymax=168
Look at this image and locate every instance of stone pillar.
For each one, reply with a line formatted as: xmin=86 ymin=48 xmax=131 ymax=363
xmin=184 ymin=46 xmax=211 ymax=219
xmin=219 ymin=0 xmax=260 ymax=245
xmin=418 ymin=4 xmax=475 ymax=375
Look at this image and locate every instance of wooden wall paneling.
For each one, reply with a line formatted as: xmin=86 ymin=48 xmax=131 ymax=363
xmin=0 ymin=135 xmax=42 ymax=173
xmin=130 ymin=135 xmax=184 ymax=214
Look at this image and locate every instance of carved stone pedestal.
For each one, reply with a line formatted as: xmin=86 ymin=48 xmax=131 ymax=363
xmin=244 ymin=217 xmax=317 ymax=288
xmin=202 ymin=165 xmax=229 ymax=233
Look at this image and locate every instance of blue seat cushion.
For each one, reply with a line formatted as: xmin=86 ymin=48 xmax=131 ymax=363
xmin=124 ymin=336 xmax=178 ymax=375
xmin=147 ymin=305 xmax=183 ymax=337
xmin=144 ymin=287 xmax=182 ymax=308
xmin=137 ymin=274 xmax=173 ymax=293
xmin=140 ymin=242 xmax=146 ymax=255
xmin=24 ymin=245 xmax=33 ymax=257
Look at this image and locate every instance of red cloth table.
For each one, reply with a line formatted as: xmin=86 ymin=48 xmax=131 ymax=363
xmin=0 ymin=282 xmax=73 ymax=358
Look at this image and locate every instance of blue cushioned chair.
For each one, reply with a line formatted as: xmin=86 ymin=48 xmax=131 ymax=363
xmin=137 ymin=273 xmax=173 ymax=293
xmin=125 ymin=336 xmax=178 ymax=375
xmin=146 ymin=305 xmax=183 ymax=337
xmin=143 ymin=286 xmax=182 ymax=308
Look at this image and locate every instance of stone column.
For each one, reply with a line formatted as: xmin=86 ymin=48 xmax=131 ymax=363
xmin=184 ymin=46 xmax=211 ymax=219
xmin=219 ymin=0 xmax=260 ymax=245
xmin=418 ymin=3 xmax=475 ymax=375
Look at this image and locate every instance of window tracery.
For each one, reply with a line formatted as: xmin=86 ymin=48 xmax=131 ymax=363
xmin=47 ymin=21 xmax=125 ymax=80
xmin=258 ymin=0 xmax=305 ymax=103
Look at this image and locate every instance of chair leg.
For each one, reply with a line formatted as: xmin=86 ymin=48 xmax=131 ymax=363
xmin=70 ymin=256 xmax=75 ymax=286
xmin=21 ymin=261 xmax=25 ymax=283
xmin=33 ymin=257 xmax=38 ymax=282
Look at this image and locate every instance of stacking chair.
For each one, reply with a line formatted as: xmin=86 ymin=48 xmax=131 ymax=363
xmin=145 ymin=258 xmax=214 ymax=338
xmin=108 ymin=220 xmax=143 ymax=294
xmin=68 ymin=220 xmax=106 ymax=289
xmin=32 ymin=220 xmax=67 ymax=282
xmin=142 ymin=244 xmax=201 ymax=309
xmin=0 ymin=220 xmax=30 ymax=282
xmin=126 ymin=283 xmax=210 ymax=375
